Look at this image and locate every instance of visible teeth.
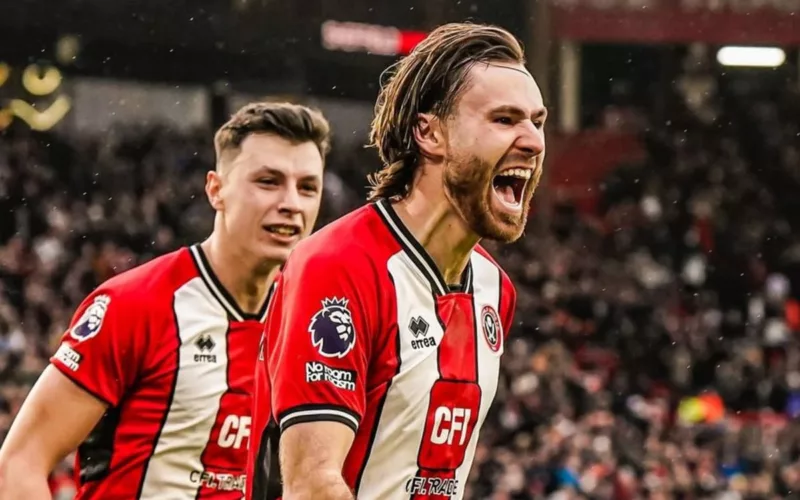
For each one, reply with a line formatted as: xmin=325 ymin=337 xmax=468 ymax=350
xmin=268 ymin=226 xmax=297 ymax=236
xmin=496 ymin=168 xmax=532 ymax=180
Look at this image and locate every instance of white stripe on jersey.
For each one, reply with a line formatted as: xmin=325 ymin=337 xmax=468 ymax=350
xmin=374 ymin=202 xmax=447 ymax=295
xmin=355 ymin=251 xmax=503 ymax=500
xmin=454 ymin=251 xmax=503 ymax=492
xmin=190 ymin=245 xmax=245 ymax=321
xmin=138 ymin=277 xmax=230 ymax=499
xmin=356 ymin=252 xmax=444 ymax=498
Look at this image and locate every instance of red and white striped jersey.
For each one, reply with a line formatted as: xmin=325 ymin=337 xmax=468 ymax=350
xmin=247 ymin=199 xmax=516 ymax=500
xmin=50 ymin=245 xmax=272 ymax=499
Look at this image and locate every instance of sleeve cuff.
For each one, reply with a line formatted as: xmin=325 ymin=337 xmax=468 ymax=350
xmin=278 ymin=404 xmax=361 ymax=434
xmin=49 ymin=359 xmax=116 ymax=407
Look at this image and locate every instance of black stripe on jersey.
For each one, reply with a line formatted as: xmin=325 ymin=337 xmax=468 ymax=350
xmin=77 ymin=406 xmax=122 ymax=483
xmin=373 ymin=199 xmax=474 ymax=296
xmin=134 ymin=296 xmax=182 ymax=499
xmin=252 ymin=416 xmax=282 ymax=500
xmin=278 ymin=404 xmax=361 ymax=434
xmin=259 ymin=281 xmax=277 ymax=323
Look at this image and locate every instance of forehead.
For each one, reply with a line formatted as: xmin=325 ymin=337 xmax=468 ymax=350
xmin=456 ymin=62 xmax=544 ymax=115
xmin=233 ymin=133 xmax=323 ymax=177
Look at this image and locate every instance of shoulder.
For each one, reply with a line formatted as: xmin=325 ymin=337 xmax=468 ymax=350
xmin=85 ymin=247 xmax=196 ymax=312
xmin=472 ymin=244 xmax=515 ymax=296
xmin=283 ymin=205 xmax=391 ymax=281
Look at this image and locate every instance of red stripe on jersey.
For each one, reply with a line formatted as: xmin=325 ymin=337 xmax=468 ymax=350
xmin=74 ymin=301 xmax=181 ymax=500
xmin=434 ymin=295 xmax=478 ymax=383
xmin=196 ymin=320 xmax=260 ymax=499
xmin=410 ymin=294 xmax=480 ymax=500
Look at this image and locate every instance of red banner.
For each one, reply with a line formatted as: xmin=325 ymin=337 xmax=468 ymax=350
xmin=551 ymin=0 xmax=800 ymax=44
xmin=321 ymin=20 xmax=427 ymax=56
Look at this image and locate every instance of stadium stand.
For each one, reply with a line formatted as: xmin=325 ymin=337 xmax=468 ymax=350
xmin=1 ymin=75 xmax=799 ymax=499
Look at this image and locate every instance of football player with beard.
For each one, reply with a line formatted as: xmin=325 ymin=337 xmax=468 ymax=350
xmin=247 ymin=22 xmax=546 ymax=500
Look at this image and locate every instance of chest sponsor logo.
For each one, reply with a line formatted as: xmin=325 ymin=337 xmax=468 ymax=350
xmin=404 ymin=380 xmax=481 ymax=498
xmin=405 ymin=476 xmax=459 ymax=497
xmin=217 ymin=415 xmax=251 ymax=449
xmin=189 ymin=470 xmax=245 ymax=492
xmin=420 ymin=381 xmax=480 ymax=470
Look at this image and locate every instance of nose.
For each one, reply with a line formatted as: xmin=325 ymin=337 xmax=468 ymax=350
xmin=277 ymin=186 xmax=303 ymax=215
xmin=515 ymin=121 xmax=545 ymax=158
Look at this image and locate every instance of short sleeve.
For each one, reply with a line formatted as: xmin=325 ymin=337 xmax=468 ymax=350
xmin=50 ymin=288 xmax=144 ymax=407
xmin=267 ymin=252 xmax=376 ymax=435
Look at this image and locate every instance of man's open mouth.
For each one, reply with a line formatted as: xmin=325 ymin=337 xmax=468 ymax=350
xmin=263 ymin=224 xmax=301 ymax=237
xmin=492 ymin=167 xmax=532 ymax=208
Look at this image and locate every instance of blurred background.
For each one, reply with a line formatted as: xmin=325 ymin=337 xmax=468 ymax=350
xmin=1 ymin=0 xmax=800 ymax=498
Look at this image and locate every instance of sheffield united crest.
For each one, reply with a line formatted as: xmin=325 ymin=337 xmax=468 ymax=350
xmin=480 ymin=305 xmax=502 ymax=353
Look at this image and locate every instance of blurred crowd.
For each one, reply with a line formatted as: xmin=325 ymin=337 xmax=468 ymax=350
xmin=1 ymin=72 xmax=800 ymax=500
xmin=467 ymin=73 xmax=800 ymax=499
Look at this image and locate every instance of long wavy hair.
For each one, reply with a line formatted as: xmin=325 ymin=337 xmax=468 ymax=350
xmin=367 ymin=23 xmax=525 ymax=201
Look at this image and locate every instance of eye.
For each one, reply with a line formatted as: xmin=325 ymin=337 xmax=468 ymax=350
xmin=494 ymin=116 xmax=513 ymax=125
xmin=533 ymin=120 xmax=545 ymax=130
xmin=300 ymin=183 xmax=319 ymax=194
xmin=257 ymin=177 xmax=279 ymax=187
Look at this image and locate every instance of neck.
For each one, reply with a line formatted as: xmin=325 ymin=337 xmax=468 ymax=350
xmin=199 ymin=235 xmax=279 ymax=315
xmin=392 ymin=184 xmax=480 ymax=286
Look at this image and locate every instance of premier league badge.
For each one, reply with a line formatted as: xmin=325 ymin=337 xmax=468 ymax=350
xmin=308 ymin=297 xmax=357 ymax=358
xmin=70 ymin=294 xmax=111 ymax=342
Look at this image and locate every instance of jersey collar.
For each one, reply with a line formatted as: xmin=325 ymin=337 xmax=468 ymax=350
xmin=373 ymin=198 xmax=474 ymax=296
xmin=189 ymin=244 xmax=274 ymax=322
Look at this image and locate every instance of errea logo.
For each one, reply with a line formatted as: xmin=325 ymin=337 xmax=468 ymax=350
xmin=409 ymin=316 xmax=436 ymax=350
xmin=194 ymin=334 xmax=217 ymax=363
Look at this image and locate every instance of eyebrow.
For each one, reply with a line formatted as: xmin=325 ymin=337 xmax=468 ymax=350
xmin=254 ymin=165 xmax=321 ymax=182
xmin=489 ymin=105 xmax=548 ymax=121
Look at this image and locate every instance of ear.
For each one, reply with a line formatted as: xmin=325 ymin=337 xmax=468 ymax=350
xmin=205 ymin=170 xmax=224 ymax=211
xmin=413 ymin=113 xmax=445 ymax=160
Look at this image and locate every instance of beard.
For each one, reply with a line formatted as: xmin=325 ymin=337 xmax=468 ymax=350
xmin=442 ymin=152 xmax=537 ymax=243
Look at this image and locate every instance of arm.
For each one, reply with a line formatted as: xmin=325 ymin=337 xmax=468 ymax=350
xmin=279 ymin=421 xmax=355 ymax=500
xmin=0 ymin=288 xmax=141 ymax=498
xmin=266 ymin=250 xmax=376 ymax=499
xmin=0 ymin=366 xmax=107 ymax=499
